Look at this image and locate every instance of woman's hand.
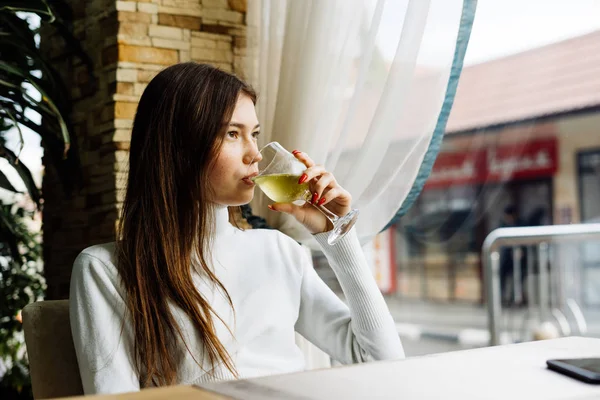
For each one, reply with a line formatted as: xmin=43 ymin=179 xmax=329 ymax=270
xmin=268 ymin=150 xmax=352 ymax=234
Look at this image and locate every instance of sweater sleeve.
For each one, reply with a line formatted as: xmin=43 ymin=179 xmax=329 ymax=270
xmin=70 ymin=251 xmax=140 ymax=394
xmin=294 ymin=228 xmax=405 ymax=364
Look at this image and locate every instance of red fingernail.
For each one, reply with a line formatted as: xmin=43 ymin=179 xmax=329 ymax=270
xmin=267 ymin=205 xmax=274 ymax=210
xmin=311 ymin=192 xmax=318 ymax=204
xmin=318 ymin=198 xmax=326 ymax=206
xmin=292 ymin=150 xmax=301 ymax=155
xmin=298 ymin=174 xmax=308 ymax=184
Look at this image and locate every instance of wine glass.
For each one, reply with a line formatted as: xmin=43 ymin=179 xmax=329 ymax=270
xmin=252 ymin=142 xmax=359 ymax=245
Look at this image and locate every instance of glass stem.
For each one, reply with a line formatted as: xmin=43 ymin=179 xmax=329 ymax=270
xmin=315 ymin=204 xmax=339 ymax=224
xmin=304 ymin=191 xmax=339 ymax=223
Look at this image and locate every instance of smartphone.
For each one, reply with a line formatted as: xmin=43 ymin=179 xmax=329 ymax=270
xmin=547 ymin=358 xmax=600 ymax=384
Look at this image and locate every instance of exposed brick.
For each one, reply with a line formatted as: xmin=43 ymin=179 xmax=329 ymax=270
xmin=233 ymin=55 xmax=245 ymax=75
xmin=203 ymin=9 xmax=243 ymax=24
xmin=201 ymin=23 xmax=229 ymax=35
xmin=134 ymin=82 xmax=148 ymax=95
xmin=104 ymin=36 xmax=118 ymax=47
xmin=201 ymin=22 xmax=246 ymax=37
xmin=81 ymin=151 xmax=100 ymax=167
xmin=113 ymin=129 xmax=132 ymax=142
xmin=179 ymin=50 xmax=191 ymax=62
xmin=152 ymin=38 xmax=190 ymax=50
xmin=137 ymin=69 xmax=159 ymax=83
xmin=88 ymin=179 xmax=116 ymax=195
xmin=115 ymin=82 xmax=134 ymax=95
xmin=116 ymin=68 xmax=138 ymax=82
xmin=118 ymin=10 xmax=152 ymax=23
xmin=216 ymin=41 xmax=231 ymax=50
xmin=90 ymin=209 xmax=118 ymax=226
xmin=233 ymin=35 xmax=246 ymax=49
xmin=233 ymin=45 xmax=246 ymax=56
xmin=115 ymin=1 xmax=136 ymax=12
xmin=228 ymin=0 xmax=247 ymax=13
xmin=119 ymin=22 xmax=148 ymax=38
xmin=88 ymin=113 xmax=115 ymax=130
xmin=89 ymin=163 xmax=115 ymax=177
xmin=76 ymin=67 xmax=90 ymax=85
xmin=118 ymin=44 xmax=178 ymax=65
xmin=115 ymin=119 xmax=134 ymax=129
xmin=87 ymin=192 xmax=108 ymax=208
xmin=113 ymin=94 xmax=140 ymax=103
xmin=203 ymin=0 xmax=228 ymax=8
xmin=191 ymin=30 xmax=232 ymax=41
xmin=117 ymin=36 xmax=152 ymax=47
xmin=102 ymin=45 xmax=118 ymax=66
xmin=215 ymin=62 xmax=233 ymax=72
xmin=158 ymin=5 xmax=202 ymax=17
xmin=158 ymin=13 xmax=202 ymax=30
xmin=137 ymin=2 xmax=159 ymax=14
xmin=148 ymin=24 xmax=183 ymax=39
xmin=119 ymin=62 xmax=164 ymax=71
xmin=191 ymin=47 xmax=233 ymax=63
xmin=228 ymin=27 xmax=246 ymax=37
xmin=191 ymin=37 xmax=217 ymax=48
xmin=114 ymin=101 xmax=138 ymax=119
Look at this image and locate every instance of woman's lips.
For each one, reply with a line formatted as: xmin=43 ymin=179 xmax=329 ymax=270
xmin=242 ymin=177 xmax=255 ymax=186
xmin=242 ymin=172 xmax=258 ymax=186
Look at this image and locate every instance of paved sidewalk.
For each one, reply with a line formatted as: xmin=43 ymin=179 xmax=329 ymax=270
xmin=383 ymin=296 xmax=600 ymax=352
xmin=330 ymin=282 xmax=600 ymax=356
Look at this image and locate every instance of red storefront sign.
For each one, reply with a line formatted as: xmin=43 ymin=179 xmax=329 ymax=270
xmin=425 ymin=150 xmax=487 ymax=189
xmin=425 ymin=138 xmax=558 ymax=189
xmin=485 ymin=138 xmax=558 ymax=182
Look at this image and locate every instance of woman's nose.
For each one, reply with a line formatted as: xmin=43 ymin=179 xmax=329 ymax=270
xmin=244 ymin=147 xmax=262 ymax=165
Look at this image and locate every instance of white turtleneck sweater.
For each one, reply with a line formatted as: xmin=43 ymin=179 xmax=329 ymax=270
xmin=69 ymin=207 xmax=404 ymax=394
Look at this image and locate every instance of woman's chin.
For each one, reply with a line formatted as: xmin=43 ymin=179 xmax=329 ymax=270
xmin=226 ymin=193 xmax=254 ymax=207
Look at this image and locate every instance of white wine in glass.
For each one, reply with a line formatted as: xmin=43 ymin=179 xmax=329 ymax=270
xmin=253 ymin=174 xmax=309 ymax=203
xmin=252 ymin=142 xmax=359 ymax=245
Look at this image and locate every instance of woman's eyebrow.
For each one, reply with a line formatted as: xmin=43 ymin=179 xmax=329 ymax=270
xmin=229 ymin=122 xmax=260 ymax=129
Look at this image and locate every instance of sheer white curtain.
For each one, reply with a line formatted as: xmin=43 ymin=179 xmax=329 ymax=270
xmin=246 ymin=0 xmax=475 ymax=247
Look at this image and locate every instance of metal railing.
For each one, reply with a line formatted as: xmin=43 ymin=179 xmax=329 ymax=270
xmin=483 ymin=223 xmax=600 ymax=345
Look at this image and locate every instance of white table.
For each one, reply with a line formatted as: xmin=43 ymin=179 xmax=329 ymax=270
xmin=203 ymin=337 xmax=600 ymax=399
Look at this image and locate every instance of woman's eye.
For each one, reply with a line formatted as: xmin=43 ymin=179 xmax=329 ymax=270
xmin=227 ymin=131 xmax=238 ymax=138
xmin=252 ymin=131 xmax=261 ymax=138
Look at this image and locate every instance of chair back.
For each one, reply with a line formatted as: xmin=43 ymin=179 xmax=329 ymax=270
xmin=22 ymin=300 xmax=84 ymax=399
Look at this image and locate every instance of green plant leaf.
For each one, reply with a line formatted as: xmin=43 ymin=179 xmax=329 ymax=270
xmin=0 ymin=0 xmax=55 ymax=22
xmin=0 ymin=12 xmax=37 ymax=52
xmin=0 ymin=169 xmax=20 ymax=193
xmin=8 ymin=112 xmax=81 ymax=195
xmin=0 ymin=82 xmax=61 ymax=125
xmin=0 ymin=37 xmax=66 ymax=105
xmin=0 ymin=145 xmax=41 ymax=207
xmin=0 ymin=61 xmax=70 ymax=155
xmin=0 ymin=208 xmax=21 ymax=260
xmin=0 ymin=103 xmax=24 ymax=157
xmin=0 ymin=12 xmax=69 ymax=107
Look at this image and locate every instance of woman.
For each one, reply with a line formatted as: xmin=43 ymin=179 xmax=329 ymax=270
xmin=70 ymin=62 xmax=404 ymax=394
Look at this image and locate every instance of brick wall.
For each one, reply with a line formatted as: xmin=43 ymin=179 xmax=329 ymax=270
xmin=42 ymin=0 xmax=248 ymax=299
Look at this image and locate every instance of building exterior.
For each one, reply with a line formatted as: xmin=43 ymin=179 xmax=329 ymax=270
xmin=393 ymin=30 xmax=600 ymax=303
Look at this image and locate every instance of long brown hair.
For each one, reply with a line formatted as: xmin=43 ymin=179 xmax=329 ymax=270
xmin=116 ymin=63 xmax=256 ymax=387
